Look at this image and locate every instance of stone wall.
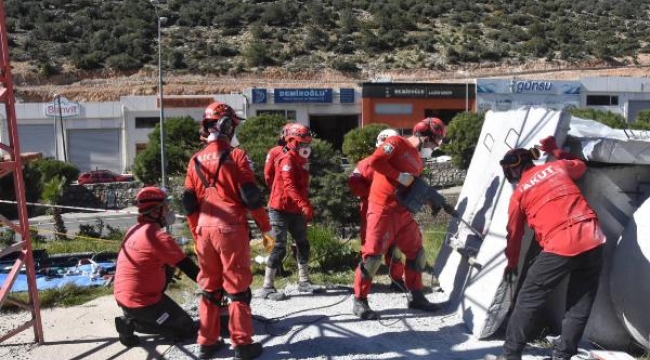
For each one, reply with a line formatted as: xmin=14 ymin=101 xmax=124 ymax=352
xmin=424 ymin=161 xmax=467 ymax=188
xmin=60 ymin=182 xmax=143 ymax=211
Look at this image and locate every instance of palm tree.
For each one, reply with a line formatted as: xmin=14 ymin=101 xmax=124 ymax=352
xmin=41 ymin=176 xmax=68 ymax=241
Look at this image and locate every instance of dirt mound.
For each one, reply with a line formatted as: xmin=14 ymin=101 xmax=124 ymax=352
xmin=11 ymin=56 xmax=650 ymax=103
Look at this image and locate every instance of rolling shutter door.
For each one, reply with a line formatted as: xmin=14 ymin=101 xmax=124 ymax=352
xmin=627 ymin=100 xmax=650 ymax=122
xmin=67 ymin=129 xmax=122 ymax=173
xmin=17 ymin=124 xmax=56 ymax=158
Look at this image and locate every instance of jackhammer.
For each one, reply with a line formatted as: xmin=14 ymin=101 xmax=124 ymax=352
xmin=395 ymin=177 xmax=483 ymax=270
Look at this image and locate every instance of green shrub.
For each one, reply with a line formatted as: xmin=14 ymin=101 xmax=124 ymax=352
xmin=632 ymin=110 xmax=650 ymax=130
xmin=133 ymin=116 xmax=204 ymax=185
xmin=0 ymin=161 xmax=43 ymax=219
xmin=236 ymin=114 xmax=288 ymax=191
xmin=444 ymin=112 xmax=485 ymax=170
xmin=341 ymin=123 xmax=389 ymax=164
xmin=35 ymin=158 xmax=79 ymax=187
xmin=306 ymin=225 xmax=358 ymax=272
xmin=570 ymin=108 xmax=627 ymax=129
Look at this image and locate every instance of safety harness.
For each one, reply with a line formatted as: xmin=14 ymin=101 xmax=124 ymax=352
xmin=194 ymin=147 xmax=232 ymax=189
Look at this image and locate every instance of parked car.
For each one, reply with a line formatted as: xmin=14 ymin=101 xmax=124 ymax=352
xmin=77 ymin=170 xmax=134 ymax=185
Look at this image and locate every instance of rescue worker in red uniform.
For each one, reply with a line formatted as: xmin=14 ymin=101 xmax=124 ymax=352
xmin=352 ymin=118 xmax=446 ymax=320
xmin=348 ymin=128 xmax=406 ymax=292
xmin=263 ymin=123 xmax=292 ymax=189
xmin=183 ymin=101 xmax=271 ymax=360
xmin=114 ymin=186 xmax=199 ymax=347
xmin=262 ymin=123 xmax=320 ymax=300
xmin=486 ymin=136 xmax=605 ymax=360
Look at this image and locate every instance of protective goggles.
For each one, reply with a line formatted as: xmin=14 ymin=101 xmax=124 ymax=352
xmin=296 ymin=142 xmax=311 ymax=148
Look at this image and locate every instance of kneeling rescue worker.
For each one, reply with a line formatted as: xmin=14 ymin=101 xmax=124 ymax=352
xmin=352 ymin=118 xmax=446 ymax=320
xmin=183 ymin=101 xmax=272 ymax=360
xmin=114 ymin=186 xmax=200 ymax=347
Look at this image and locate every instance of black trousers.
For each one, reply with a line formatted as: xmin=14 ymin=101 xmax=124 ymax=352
xmin=118 ymin=294 xmax=196 ymax=340
xmin=267 ymin=208 xmax=309 ymax=269
xmin=503 ymin=245 xmax=603 ymax=360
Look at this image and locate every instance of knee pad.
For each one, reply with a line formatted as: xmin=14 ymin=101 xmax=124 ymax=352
xmin=201 ymin=289 xmax=224 ymax=306
xmin=226 ymin=288 xmax=252 ymax=305
xmin=360 ymin=255 xmax=383 ymax=279
xmin=406 ymin=248 xmax=427 ymax=273
xmin=387 ymin=246 xmax=403 ymax=262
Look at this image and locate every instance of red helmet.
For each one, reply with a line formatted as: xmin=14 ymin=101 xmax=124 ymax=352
xmin=285 ymin=123 xmax=312 ymax=144
xmin=135 ymin=186 xmax=169 ymax=211
xmin=413 ymin=117 xmax=446 ymax=140
xmin=277 ymin=122 xmax=293 ymax=145
xmin=202 ymin=101 xmax=241 ymax=137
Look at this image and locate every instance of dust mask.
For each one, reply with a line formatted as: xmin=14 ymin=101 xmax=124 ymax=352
xmin=298 ymin=146 xmax=312 ymax=159
xmin=165 ymin=210 xmax=177 ymax=226
xmin=420 ymin=147 xmax=433 ymax=159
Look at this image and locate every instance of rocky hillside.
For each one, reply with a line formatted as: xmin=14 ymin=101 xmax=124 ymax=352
xmin=6 ymin=0 xmax=650 ymax=101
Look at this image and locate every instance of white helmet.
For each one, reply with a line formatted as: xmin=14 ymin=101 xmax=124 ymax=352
xmin=376 ymin=129 xmax=399 ymax=148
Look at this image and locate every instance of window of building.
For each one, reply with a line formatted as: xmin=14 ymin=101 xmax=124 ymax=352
xmin=135 ymin=117 xmax=160 ymax=128
xmin=586 ymin=95 xmax=619 ymax=106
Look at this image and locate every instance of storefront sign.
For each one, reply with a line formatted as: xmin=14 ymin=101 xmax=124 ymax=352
xmin=44 ymin=96 xmax=80 ymax=118
xmin=274 ymin=88 xmax=333 ymax=103
xmin=252 ymin=89 xmax=267 ymax=104
xmin=160 ymin=97 xmax=215 ymax=108
xmin=362 ymin=83 xmax=470 ymax=98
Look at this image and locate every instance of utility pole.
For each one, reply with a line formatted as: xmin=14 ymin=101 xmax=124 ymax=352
xmin=157 ymin=15 xmax=167 ymax=189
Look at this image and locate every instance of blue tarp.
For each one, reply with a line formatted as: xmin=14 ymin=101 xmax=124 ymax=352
xmin=0 ymin=262 xmax=115 ymax=293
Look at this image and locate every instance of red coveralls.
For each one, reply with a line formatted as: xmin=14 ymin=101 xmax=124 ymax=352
xmin=505 ymin=159 xmax=604 ymax=267
xmin=268 ymin=149 xmax=310 ymax=215
xmin=263 ymin=145 xmax=284 ymax=188
xmin=353 ymin=136 xmax=424 ymax=299
xmin=502 ymin=158 xmax=606 ymax=359
xmin=348 ymin=156 xmax=405 ymax=283
xmin=184 ymin=139 xmax=271 ymax=348
xmin=266 ymin=148 xmax=312 ymax=269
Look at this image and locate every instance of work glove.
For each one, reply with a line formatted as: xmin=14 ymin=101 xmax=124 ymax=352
xmin=262 ymin=232 xmax=275 ymax=253
xmin=301 ymin=205 xmax=314 ymax=222
xmin=503 ymin=266 xmax=518 ymax=285
xmin=397 ymin=172 xmax=415 ymax=187
xmin=538 ymin=136 xmax=558 ymax=153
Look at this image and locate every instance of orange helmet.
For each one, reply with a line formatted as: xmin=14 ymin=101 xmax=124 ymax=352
xmin=285 ymin=123 xmax=312 ymax=144
xmin=135 ymin=186 xmax=169 ymax=211
xmin=413 ymin=117 xmax=446 ymax=141
xmin=202 ymin=101 xmax=241 ymax=137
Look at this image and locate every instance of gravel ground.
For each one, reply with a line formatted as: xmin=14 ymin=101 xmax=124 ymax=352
xmin=0 ymin=280 xmax=591 ymax=360
xmin=161 ymin=281 xmax=558 ymax=360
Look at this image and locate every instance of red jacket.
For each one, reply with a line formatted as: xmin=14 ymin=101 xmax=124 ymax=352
xmin=268 ymin=149 xmax=311 ymax=214
xmin=264 ymin=145 xmax=285 ymax=188
xmin=348 ymin=157 xmax=374 ymax=215
xmin=367 ymin=136 xmax=423 ymax=207
xmin=184 ymin=140 xmax=270 ymax=238
xmin=505 ymin=159 xmax=605 ymax=268
xmin=114 ymin=223 xmax=186 ymax=308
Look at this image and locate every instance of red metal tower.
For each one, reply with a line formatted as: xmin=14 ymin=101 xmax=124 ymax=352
xmin=0 ymin=0 xmax=45 ymax=344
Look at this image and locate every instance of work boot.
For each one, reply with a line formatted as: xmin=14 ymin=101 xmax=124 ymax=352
xmin=234 ymin=342 xmax=263 ymax=360
xmin=297 ymin=263 xmax=325 ymax=293
xmin=483 ymin=355 xmax=521 ymax=360
xmin=261 ymin=267 xmax=287 ymax=300
xmin=407 ymin=289 xmax=440 ymax=312
xmin=198 ymin=339 xmax=225 ymax=359
xmin=114 ymin=316 xmax=139 ymax=347
xmin=352 ymin=297 xmax=379 ymax=320
xmin=389 ymin=278 xmax=406 ymax=292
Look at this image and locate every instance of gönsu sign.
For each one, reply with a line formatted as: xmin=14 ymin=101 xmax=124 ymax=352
xmin=43 ymin=96 xmax=81 ymax=118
